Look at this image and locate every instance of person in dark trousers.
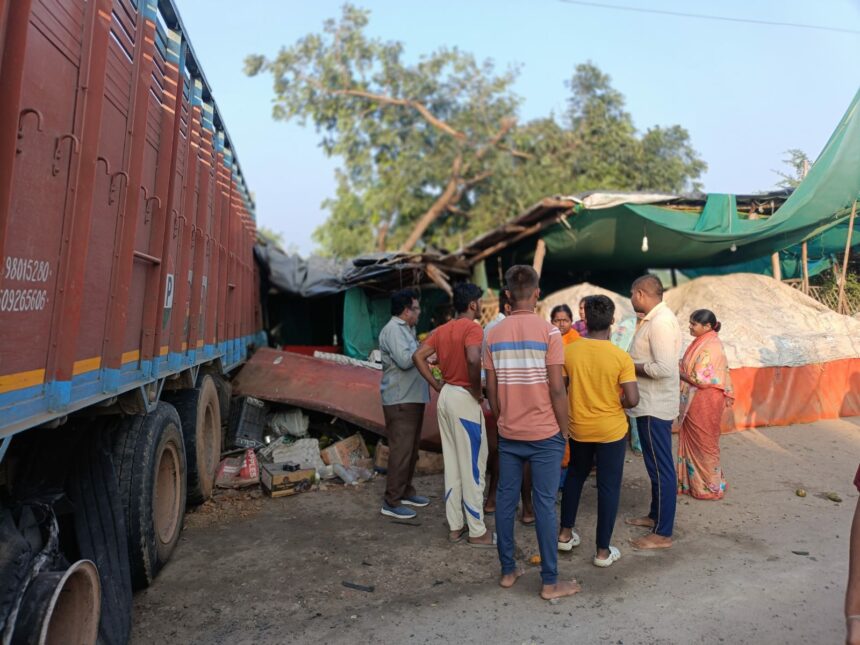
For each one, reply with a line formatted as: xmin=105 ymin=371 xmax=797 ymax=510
xmin=558 ymin=295 xmax=639 ymax=567
xmin=625 ymin=275 xmax=682 ymax=549
xmin=378 ymin=289 xmax=430 ymax=519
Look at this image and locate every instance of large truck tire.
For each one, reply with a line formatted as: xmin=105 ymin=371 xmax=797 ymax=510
xmin=111 ymin=403 xmax=187 ymax=590
xmin=67 ymin=429 xmax=133 ymax=645
xmin=165 ymin=374 xmax=222 ymax=505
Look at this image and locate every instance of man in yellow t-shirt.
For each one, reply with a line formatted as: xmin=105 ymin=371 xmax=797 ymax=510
xmin=557 ymin=295 xmax=639 ymax=568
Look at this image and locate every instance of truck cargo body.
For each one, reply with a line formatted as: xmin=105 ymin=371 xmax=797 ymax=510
xmin=0 ymin=0 xmax=263 ymax=442
xmin=0 ymin=1 xmax=264 ymax=642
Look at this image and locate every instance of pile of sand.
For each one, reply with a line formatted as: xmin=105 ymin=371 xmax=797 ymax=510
xmin=541 ymin=275 xmax=860 ymax=369
xmin=539 ymin=282 xmax=635 ymax=323
xmin=664 ymin=274 xmax=860 ymax=368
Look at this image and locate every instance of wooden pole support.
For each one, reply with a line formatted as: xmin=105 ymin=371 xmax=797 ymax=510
xmin=771 ymin=253 xmax=782 ymax=282
xmin=836 ymin=200 xmax=857 ymax=315
xmin=801 ymin=242 xmax=809 ymax=294
xmin=532 ymin=238 xmax=546 ymax=277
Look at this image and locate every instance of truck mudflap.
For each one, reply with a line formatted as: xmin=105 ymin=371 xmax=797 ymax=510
xmin=231 ymin=348 xmax=455 ymax=451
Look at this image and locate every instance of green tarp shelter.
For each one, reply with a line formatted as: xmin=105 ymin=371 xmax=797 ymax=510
xmin=455 ymin=88 xmax=860 ymax=289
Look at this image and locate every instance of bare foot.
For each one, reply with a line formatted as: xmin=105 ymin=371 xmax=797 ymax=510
xmin=540 ymin=579 xmax=582 ymax=600
xmin=625 ymin=515 xmax=655 ymax=528
xmin=630 ymin=533 xmax=673 ymax=550
xmin=468 ymin=530 xmax=495 ymax=546
xmin=499 ymin=568 xmax=525 ymax=588
xmin=521 ymin=510 xmax=536 ymax=525
xmin=484 ymin=503 xmax=496 ymax=514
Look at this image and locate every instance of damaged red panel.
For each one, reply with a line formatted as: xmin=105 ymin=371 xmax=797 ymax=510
xmin=232 ymin=348 xmax=447 ymax=451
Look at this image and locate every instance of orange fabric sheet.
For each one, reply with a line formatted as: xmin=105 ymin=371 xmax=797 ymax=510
xmin=725 ymin=357 xmax=860 ymax=431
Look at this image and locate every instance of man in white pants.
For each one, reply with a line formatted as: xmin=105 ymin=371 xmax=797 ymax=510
xmin=414 ymin=283 xmax=494 ymax=548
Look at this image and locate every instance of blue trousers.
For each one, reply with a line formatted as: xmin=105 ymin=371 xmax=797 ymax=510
xmin=636 ymin=416 xmax=676 ymax=537
xmin=497 ymin=433 xmax=565 ymax=585
xmin=560 ymin=436 xmax=626 ymax=550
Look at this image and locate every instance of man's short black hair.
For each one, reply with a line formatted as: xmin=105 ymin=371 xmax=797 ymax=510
xmin=452 ymin=282 xmax=484 ymax=314
xmin=504 ymin=265 xmax=540 ymax=302
xmin=391 ymin=288 xmax=418 ymax=316
xmin=584 ymin=295 xmax=615 ymax=332
xmin=497 ymin=285 xmax=511 ymax=311
xmin=632 ymin=274 xmax=664 ymax=298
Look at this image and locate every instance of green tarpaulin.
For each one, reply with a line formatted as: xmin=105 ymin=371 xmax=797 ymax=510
xmin=498 ymin=88 xmax=860 ymax=276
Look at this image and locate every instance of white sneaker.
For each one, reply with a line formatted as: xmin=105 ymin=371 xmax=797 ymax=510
xmin=557 ymin=530 xmax=581 ymax=551
xmin=593 ymin=545 xmax=621 ymax=567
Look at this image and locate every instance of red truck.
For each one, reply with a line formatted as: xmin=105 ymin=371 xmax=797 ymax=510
xmin=0 ymin=1 xmax=263 ymax=642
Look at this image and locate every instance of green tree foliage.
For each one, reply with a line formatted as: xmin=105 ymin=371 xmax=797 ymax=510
xmin=247 ymin=6 xmax=706 ymax=258
xmin=773 ymin=148 xmax=811 ymax=189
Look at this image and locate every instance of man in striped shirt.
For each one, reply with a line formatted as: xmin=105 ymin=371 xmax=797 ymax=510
xmin=484 ymin=265 xmax=581 ymax=601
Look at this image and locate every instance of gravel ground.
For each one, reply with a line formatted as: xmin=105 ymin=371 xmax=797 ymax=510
xmin=131 ymin=417 xmax=860 ymax=645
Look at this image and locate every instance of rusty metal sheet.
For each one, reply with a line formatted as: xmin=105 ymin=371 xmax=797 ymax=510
xmin=232 ymin=347 xmax=445 ymax=451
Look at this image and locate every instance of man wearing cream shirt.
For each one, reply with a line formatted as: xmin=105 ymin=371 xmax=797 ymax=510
xmin=624 ymin=275 xmax=681 ymax=550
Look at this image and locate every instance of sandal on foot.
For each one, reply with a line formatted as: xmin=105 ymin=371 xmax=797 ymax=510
xmin=448 ymin=527 xmax=467 ymax=543
xmin=468 ymin=532 xmax=498 ymax=549
xmin=557 ymin=531 xmax=581 ymax=551
xmin=593 ymin=546 xmax=621 ymax=567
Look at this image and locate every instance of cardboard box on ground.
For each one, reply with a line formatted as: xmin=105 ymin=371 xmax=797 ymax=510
xmin=260 ymin=462 xmax=316 ymax=497
xmin=373 ymin=440 xmax=444 ymax=475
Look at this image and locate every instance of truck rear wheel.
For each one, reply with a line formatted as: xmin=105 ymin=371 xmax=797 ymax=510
xmin=166 ymin=374 xmax=222 ymax=505
xmin=111 ymin=402 xmax=187 ymax=590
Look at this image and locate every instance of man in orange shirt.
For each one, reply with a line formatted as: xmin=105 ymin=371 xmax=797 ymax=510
xmin=414 ymin=283 xmax=494 ymax=547
xmin=485 ymin=265 xmax=580 ymax=601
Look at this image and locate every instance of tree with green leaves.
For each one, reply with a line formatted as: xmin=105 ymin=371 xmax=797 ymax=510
xmin=773 ymin=148 xmax=811 ymax=189
xmin=247 ymin=6 xmax=706 ymax=258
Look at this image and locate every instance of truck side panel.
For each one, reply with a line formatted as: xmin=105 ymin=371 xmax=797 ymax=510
xmin=0 ymin=0 xmax=263 ymax=440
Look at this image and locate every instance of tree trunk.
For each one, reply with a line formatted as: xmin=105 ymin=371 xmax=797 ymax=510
xmin=400 ymin=156 xmax=462 ymax=252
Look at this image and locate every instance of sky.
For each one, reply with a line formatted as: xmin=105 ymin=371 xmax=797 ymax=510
xmin=177 ymin=0 xmax=860 ymax=256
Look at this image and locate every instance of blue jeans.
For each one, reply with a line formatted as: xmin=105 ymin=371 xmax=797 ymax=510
xmin=636 ymin=416 xmax=676 ymax=537
xmin=497 ymin=433 xmax=565 ymax=585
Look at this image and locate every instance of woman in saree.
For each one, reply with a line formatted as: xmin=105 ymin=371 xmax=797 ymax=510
xmin=677 ymin=309 xmax=733 ymax=500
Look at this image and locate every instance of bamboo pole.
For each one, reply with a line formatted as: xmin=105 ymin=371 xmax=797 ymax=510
xmin=800 ymin=159 xmax=810 ymax=293
xmin=801 ymin=242 xmax=809 ymax=294
xmin=771 ymin=253 xmax=782 ymax=281
xmin=532 ymin=238 xmax=547 ymax=276
xmin=836 ymin=200 xmax=857 ymax=314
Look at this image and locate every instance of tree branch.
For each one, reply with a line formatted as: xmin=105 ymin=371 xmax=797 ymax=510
xmin=325 ymin=86 xmax=467 ymax=140
xmin=400 ymin=155 xmax=463 ymax=252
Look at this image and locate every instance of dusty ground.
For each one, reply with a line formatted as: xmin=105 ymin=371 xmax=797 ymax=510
xmin=132 ymin=418 xmax=860 ymax=645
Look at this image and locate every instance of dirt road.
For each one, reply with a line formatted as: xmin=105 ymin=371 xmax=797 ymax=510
xmin=131 ymin=418 xmax=860 ymax=644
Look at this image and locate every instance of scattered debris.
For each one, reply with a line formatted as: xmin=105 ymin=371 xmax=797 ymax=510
xmin=342 ymin=581 xmax=375 ymax=593
xmin=259 ymin=437 xmax=331 ymax=477
xmin=321 ymin=433 xmax=371 ymax=467
xmin=826 ymin=492 xmax=843 ymax=503
xmin=374 ymin=440 xmax=389 ymax=473
xmin=260 ymin=462 xmax=317 ymax=497
xmin=333 ymin=463 xmax=374 ymax=486
xmin=795 ymin=488 xmax=807 ymax=497
xmin=215 ymin=449 xmax=260 ymax=489
xmin=791 ymin=550 xmax=810 ymax=556
xmin=227 ymin=396 xmax=268 ymax=448
xmin=415 ymin=450 xmax=444 ymax=475
xmin=528 ymin=555 xmax=541 ymax=566
xmin=268 ymin=408 xmax=310 ymax=438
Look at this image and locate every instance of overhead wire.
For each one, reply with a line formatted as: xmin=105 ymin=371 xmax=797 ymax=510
xmin=556 ymin=0 xmax=860 ymax=36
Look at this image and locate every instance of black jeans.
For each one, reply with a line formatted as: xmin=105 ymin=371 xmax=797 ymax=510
xmin=560 ymin=436 xmax=626 ymax=550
